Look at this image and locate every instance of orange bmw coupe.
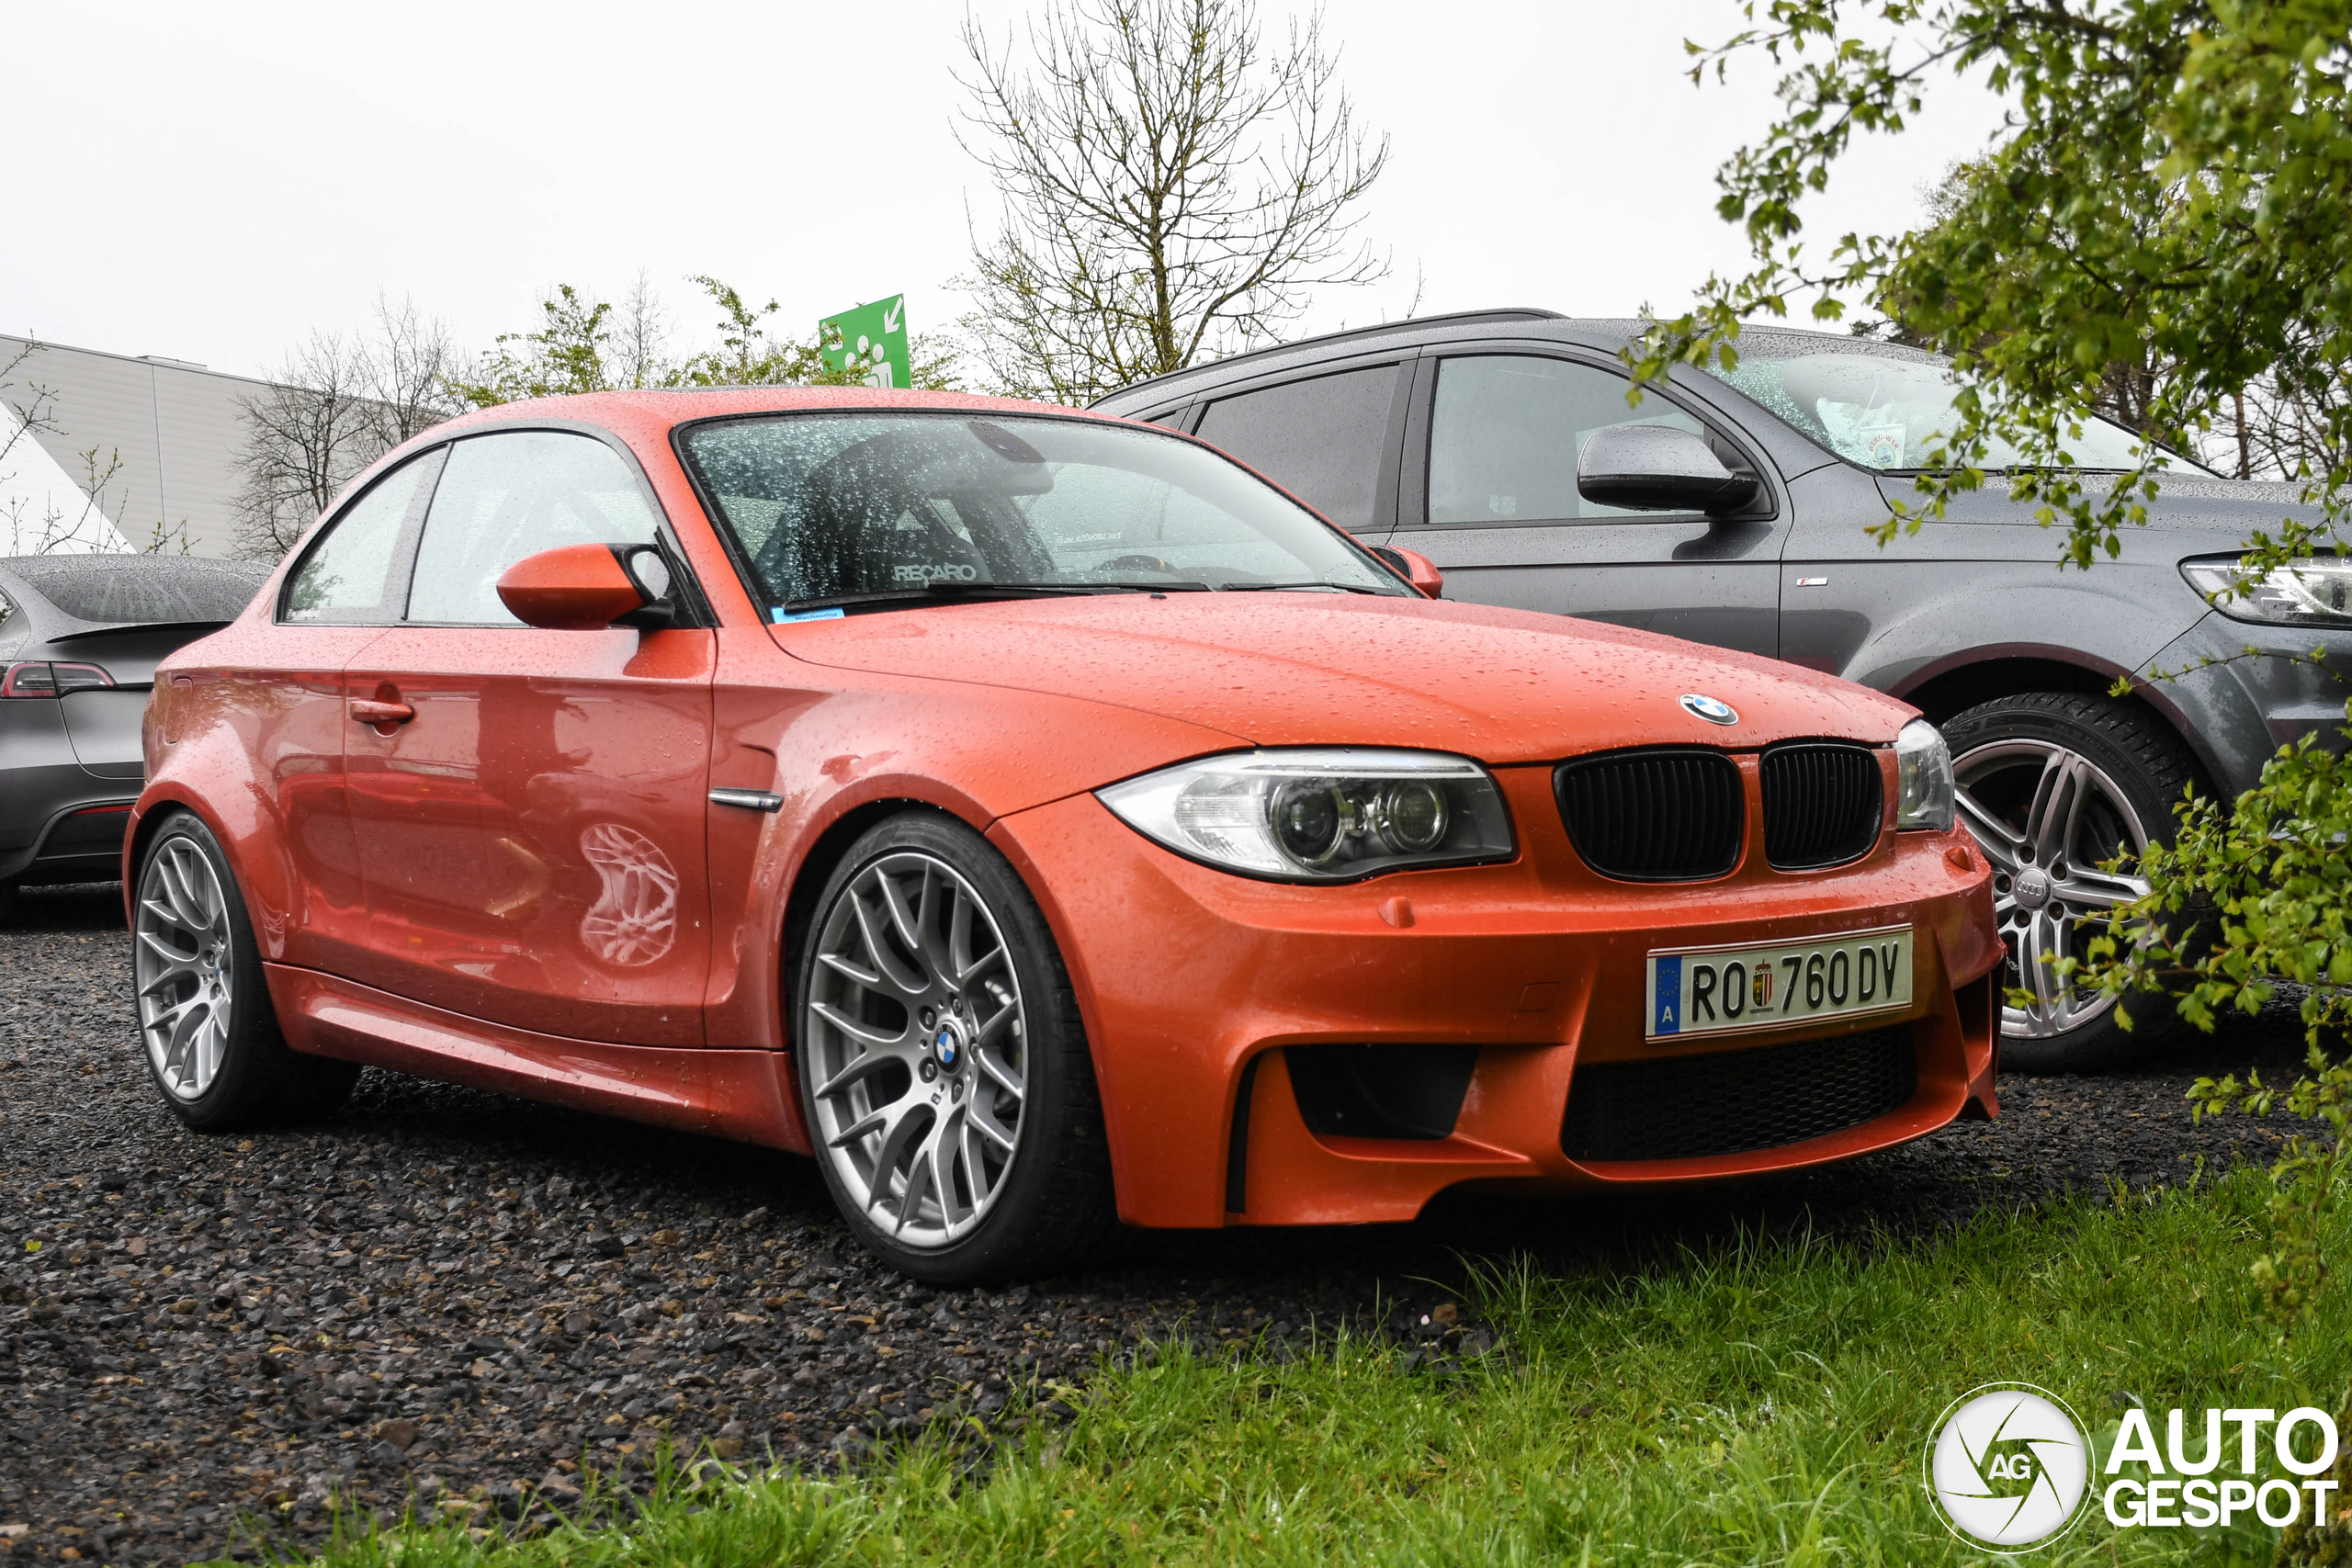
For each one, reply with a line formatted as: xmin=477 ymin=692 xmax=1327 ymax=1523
xmin=129 ymin=389 xmax=2001 ymax=1282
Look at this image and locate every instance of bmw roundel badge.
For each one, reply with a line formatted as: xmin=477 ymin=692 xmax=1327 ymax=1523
xmin=934 ymin=1028 xmax=959 ymax=1068
xmin=1680 ymin=693 xmax=1739 ymax=726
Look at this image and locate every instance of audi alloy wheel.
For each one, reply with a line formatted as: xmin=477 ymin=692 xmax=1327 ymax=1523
xmin=1945 ymin=694 xmax=2199 ymax=1071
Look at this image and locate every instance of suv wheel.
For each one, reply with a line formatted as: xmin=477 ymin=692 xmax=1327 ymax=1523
xmin=795 ymin=812 xmax=1120 ymax=1284
xmin=1944 ymin=693 xmax=2199 ymax=1072
xmin=132 ymin=811 xmax=359 ymax=1128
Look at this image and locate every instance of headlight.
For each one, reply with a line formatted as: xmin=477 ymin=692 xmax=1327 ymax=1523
xmin=1894 ymin=719 xmax=1955 ymax=832
xmin=2180 ymin=555 xmax=2352 ymax=627
xmin=1096 ymin=748 xmax=1516 ymax=882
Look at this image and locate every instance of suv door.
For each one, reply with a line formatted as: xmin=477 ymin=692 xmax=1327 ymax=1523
xmin=1393 ymin=351 xmax=1789 ymax=658
xmin=340 ymin=428 xmax=717 ymax=1047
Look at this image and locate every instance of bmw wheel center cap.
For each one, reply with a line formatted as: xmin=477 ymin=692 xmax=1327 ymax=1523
xmin=1680 ymin=693 xmax=1739 ymax=726
xmin=933 ymin=1021 xmax=964 ymax=1071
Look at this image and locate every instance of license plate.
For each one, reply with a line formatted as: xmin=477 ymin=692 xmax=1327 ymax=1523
xmin=1645 ymin=925 xmax=1913 ymax=1040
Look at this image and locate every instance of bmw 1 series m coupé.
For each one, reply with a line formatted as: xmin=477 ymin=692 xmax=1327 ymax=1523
xmin=129 ymin=388 xmax=2002 ymax=1282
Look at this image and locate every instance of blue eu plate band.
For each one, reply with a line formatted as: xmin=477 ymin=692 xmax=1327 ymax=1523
xmin=709 ymin=788 xmax=784 ymax=813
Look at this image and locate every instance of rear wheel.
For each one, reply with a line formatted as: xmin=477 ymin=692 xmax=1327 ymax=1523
xmin=1945 ymin=693 xmax=2200 ymax=1072
xmin=795 ymin=813 xmax=1118 ymax=1284
xmin=132 ymin=811 xmax=358 ymax=1128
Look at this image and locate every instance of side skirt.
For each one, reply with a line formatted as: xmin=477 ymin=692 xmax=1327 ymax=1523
xmin=264 ymin=964 xmax=812 ymax=1155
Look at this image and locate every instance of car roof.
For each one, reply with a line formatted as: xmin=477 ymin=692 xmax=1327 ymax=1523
xmin=440 ymin=385 xmax=1135 ymax=434
xmin=0 ymin=554 xmax=269 ymax=644
xmin=1086 ymin=313 xmax=1929 ymax=412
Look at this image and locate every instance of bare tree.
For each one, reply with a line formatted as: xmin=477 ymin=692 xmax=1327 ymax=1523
xmin=955 ymin=0 xmax=1390 ymax=403
xmin=368 ymin=296 xmax=464 ymax=446
xmin=231 ymin=333 xmax=381 ymax=560
xmin=232 ymin=298 xmax=463 ymax=560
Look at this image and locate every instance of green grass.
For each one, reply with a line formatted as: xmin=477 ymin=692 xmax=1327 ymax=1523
xmin=284 ymin=1170 xmax=2350 ymax=1568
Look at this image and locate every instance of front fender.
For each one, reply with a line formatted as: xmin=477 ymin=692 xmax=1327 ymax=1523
xmin=697 ymin=632 xmax=1246 ymax=1117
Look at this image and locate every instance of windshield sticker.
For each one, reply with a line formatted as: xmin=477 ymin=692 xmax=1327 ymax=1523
xmin=892 ymin=563 xmax=980 ymax=584
xmin=772 ymin=606 xmax=847 ymax=623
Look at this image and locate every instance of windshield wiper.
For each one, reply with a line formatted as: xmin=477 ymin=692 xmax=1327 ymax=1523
xmin=783 ymin=580 xmax=1212 ymax=614
xmin=1216 ymin=580 xmax=1392 ymax=594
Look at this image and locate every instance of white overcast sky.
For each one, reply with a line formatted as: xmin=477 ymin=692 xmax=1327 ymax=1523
xmin=4 ymin=1 xmax=2006 ymax=384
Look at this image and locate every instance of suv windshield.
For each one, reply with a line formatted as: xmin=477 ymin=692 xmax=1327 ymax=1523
xmin=1706 ymin=343 xmax=2146 ymax=472
xmin=682 ymin=412 xmax=1407 ymax=614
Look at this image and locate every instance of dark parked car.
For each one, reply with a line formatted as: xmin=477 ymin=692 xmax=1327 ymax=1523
xmin=1094 ymin=310 xmax=2350 ymax=1070
xmin=0 ymin=555 xmax=266 ymax=896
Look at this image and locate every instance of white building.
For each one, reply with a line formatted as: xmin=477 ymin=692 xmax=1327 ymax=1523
xmin=0 ymin=334 xmax=274 ymax=558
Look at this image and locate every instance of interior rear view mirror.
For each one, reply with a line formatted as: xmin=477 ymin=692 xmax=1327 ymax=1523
xmin=496 ymin=543 xmax=677 ymax=630
xmin=1577 ymin=424 xmax=1762 ymax=515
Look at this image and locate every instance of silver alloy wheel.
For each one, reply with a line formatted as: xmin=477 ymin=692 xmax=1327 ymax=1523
xmin=805 ymin=851 xmax=1027 ymax=1250
xmin=1953 ymin=740 xmax=2154 ymax=1040
xmin=134 ymin=835 xmax=237 ymax=1101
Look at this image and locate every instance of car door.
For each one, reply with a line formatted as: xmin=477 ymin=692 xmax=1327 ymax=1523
xmin=208 ymin=446 xmax=447 ymax=976
xmin=340 ymin=427 xmax=716 ymax=1048
xmin=1391 ymin=350 xmax=1790 ymax=658
xmin=1187 ymin=355 xmax=1414 ymax=537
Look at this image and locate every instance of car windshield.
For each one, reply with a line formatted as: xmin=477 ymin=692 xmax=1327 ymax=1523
xmin=681 ymin=412 xmax=1408 ymax=614
xmin=1705 ymin=345 xmax=2147 ymax=471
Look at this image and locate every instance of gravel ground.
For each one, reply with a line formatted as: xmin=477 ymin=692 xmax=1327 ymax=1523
xmin=0 ymin=881 xmax=2318 ymax=1565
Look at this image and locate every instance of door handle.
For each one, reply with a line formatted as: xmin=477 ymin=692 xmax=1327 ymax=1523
xmin=349 ymin=698 xmax=415 ymax=727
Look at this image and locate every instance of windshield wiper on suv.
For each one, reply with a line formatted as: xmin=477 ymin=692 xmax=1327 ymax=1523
xmin=784 ymin=580 xmax=1214 ymax=615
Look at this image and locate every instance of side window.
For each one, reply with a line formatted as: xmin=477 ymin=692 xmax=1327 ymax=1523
xmin=1428 ymin=356 xmax=1708 ymax=524
xmin=407 ymin=432 xmax=663 ymax=626
xmin=1192 ymin=365 xmax=1399 ymax=528
xmin=281 ymin=452 xmax=440 ymax=623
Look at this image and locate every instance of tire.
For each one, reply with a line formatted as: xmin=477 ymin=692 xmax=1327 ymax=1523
xmin=131 ymin=811 xmax=359 ymax=1129
xmin=793 ymin=812 xmax=1119 ymax=1284
xmin=1944 ymin=693 xmax=2202 ymax=1073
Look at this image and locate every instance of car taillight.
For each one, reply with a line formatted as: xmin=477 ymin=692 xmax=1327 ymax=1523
xmin=0 ymin=661 xmax=116 ymax=697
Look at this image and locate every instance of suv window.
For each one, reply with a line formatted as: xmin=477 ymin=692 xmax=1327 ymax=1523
xmin=1193 ymin=365 xmax=1399 ymax=528
xmin=281 ymin=451 xmax=441 ymax=624
xmin=407 ymin=432 xmax=662 ymax=625
xmin=1428 ymin=355 xmax=1707 ymax=524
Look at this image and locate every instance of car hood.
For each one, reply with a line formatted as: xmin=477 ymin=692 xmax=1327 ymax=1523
xmin=1883 ymin=469 xmax=2327 ymax=540
xmin=777 ymin=592 xmax=1914 ymax=765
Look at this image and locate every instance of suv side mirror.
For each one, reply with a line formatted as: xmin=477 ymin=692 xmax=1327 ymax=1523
xmin=1577 ymin=424 xmax=1761 ymax=515
xmin=1370 ymin=545 xmax=1444 ymax=598
xmin=496 ymin=543 xmax=677 ymax=630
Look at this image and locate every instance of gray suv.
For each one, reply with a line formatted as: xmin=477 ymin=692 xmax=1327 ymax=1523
xmin=1094 ymin=309 xmax=2349 ymax=1071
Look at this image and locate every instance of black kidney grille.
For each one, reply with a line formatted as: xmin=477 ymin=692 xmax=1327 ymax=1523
xmin=1560 ymin=1023 xmax=1917 ymax=1163
xmin=1760 ymin=743 xmax=1883 ymax=870
xmin=1555 ymin=750 xmax=1744 ymax=881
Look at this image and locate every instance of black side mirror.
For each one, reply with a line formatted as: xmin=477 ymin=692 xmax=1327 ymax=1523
xmin=1577 ymin=424 xmax=1762 ymax=515
xmin=612 ymin=543 xmax=678 ymax=630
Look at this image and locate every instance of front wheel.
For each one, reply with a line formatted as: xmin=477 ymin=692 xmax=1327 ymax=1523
xmin=794 ymin=813 xmax=1119 ymax=1284
xmin=132 ymin=811 xmax=359 ymax=1128
xmin=1945 ymin=693 xmax=2200 ymax=1073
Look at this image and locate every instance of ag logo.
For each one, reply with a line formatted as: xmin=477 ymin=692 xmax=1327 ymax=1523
xmin=1926 ymin=1382 xmax=2092 ymax=1551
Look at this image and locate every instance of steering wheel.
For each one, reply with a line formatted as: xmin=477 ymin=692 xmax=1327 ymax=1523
xmin=1097 ymin=553 xmax=1177 ymax=574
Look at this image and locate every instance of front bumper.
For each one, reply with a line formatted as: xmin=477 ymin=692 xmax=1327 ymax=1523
xmin=989 ymin=761 xmax=2002 ymax=1230
xmin=2139 ymin=613 xmax=2352 ymax=797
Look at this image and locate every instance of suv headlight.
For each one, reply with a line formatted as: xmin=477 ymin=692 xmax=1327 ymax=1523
xmin=1097 ymin=748 xmax=1516 ymax=882
xmin=2180 ymin=555 xmax=2352 ymax=627
xmin=1894 ymin=719 xmax=1955 ymax=832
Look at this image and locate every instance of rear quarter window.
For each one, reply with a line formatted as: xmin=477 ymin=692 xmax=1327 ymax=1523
xmin=1193 ymin=365 xmax=1401 ymax=528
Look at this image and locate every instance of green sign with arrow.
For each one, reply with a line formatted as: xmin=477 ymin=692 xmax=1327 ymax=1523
xmin=819 ymin=295 xmax=910 ymax=389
